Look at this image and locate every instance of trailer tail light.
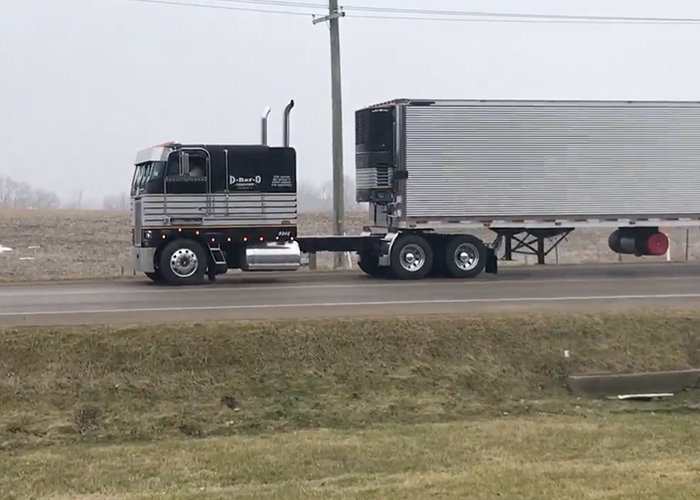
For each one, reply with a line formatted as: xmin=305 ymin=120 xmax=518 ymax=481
xmin=647 ymin=232 xmax=669 ymax=256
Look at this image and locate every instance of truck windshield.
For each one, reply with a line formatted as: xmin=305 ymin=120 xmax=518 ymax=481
xmin=131 ymin=161 xmax=166 ymax=195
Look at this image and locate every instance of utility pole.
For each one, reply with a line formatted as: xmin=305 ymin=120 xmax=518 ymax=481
xmin=314 ymin=1 xmax=346 ymax=269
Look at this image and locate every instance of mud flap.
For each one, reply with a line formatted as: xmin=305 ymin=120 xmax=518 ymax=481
xmin=485 ymin=247 xmax=498 ymax=275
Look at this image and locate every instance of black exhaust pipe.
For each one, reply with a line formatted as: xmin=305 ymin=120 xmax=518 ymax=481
xmin=283 ymin=100 xmax=295 ymax=147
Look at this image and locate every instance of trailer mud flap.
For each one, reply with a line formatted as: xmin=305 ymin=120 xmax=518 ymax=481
xmin=485 ymin=247 xmax=498 ymax=275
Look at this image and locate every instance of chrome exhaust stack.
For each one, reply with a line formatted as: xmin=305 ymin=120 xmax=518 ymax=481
xmin=283 ymin=99 xmax=295 ymax=147
xmin=241 ymin=99 xmax=300 ymax=274
xmin=261 ymin=106 xmax=271 ymax=145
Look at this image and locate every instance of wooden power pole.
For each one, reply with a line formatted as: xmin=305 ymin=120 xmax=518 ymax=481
xmin=314 ymin=1 xmax=346 ymax=268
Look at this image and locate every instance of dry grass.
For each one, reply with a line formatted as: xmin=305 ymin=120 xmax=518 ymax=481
xmin=2 ymin=310 xmax=700 ymax=449
xmin=2 ymin=310 xmax=700 ymax=498
xmin=3 ymin=416 xmax=700 ymax=500
xmin=2 ymin=209 xmax=700 ymax=282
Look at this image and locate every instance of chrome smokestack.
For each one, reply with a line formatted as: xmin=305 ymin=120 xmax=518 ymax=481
xmin=261 ymin=106 xmax=271 ymax=145
xmin=283 ymin=99 xmax=295 ymax=147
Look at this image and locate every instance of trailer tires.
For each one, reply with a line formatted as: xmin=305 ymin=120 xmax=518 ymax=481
xmin=159 ymin=239 xmax=207 ymax=286
xmin=445 ymin=235 xmax=486 ymax=279
xmin=390 ymin=234 xmax=433 ymax=280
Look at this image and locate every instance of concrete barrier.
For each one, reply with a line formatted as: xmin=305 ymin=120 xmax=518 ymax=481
xmin=568 ymin=369 xmax=700 ymax=396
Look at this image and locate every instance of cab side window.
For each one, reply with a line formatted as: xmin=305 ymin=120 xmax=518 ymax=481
xmin=166 ymin=154 xmax=180 ymax=177
xmin=164 ymin=150 xmax=209 ymax=194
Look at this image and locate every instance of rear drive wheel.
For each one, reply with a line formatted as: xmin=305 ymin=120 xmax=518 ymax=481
xmin=444 ymin=235 xmax=486 ymax=279
xmin=159 ymin=239 xmax=207 ymax=286
xmin=357 ymin=252 xmax=390 ymax=278
xmin=390 ymin=234 xmax=433 ymax=280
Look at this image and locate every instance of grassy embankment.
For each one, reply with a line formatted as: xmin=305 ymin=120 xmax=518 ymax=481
xmin=2 ymin=310 xmax=700 ymax=498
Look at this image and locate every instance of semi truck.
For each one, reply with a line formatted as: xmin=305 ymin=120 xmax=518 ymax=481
xmin=130 ymin=98 xmax=700 ymax=286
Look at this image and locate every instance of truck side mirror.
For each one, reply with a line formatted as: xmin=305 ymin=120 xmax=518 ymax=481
xmin=179 ymin=152 xmax=190 ymax=176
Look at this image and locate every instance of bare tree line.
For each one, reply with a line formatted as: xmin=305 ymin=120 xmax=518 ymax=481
xmin=298 ymin=175 xmax=364 ymax=213
xmin=0 ymin=176 xmax=61 ymax=209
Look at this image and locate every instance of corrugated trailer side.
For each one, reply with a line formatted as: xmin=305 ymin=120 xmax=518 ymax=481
xmin=351 ymin=98 xmax=700 ymax=281
xmin=400 ymin=100 xmax=700 ymax=221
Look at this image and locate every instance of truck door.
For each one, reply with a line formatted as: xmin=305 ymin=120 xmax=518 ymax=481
xmin=164 ymin=148 xmax=212 ymax=220
xmin=131 ymin=163 xmax=148 ymax=245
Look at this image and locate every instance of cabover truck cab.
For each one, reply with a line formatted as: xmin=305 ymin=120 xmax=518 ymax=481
xmin=130 ymin=102 xmax=301 ymax=285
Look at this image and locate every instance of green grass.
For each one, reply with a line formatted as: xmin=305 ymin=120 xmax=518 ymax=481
xmin=2 ymin=310 xmax=700 ymax=498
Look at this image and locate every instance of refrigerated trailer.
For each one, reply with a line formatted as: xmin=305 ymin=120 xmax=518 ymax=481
xmin=130 ymin=98 xmax=700 ymax=285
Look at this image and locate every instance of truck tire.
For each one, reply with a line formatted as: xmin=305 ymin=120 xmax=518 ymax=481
xmin=357 ymin=252 xmax=380 ymax=277
xmin=357 ymin=252 xmax=391 ymax=278
xmin=444 ymin=235 xmax=486 ymax=279
xmin=390 ymin=234 xmax=433 ymax=280
xmin=158 ymin=239 xmax=207 ymax=286
xmin=144 ymin=270 xmax=164 ymax=283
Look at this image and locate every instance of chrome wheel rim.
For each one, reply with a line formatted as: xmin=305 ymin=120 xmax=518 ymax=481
xmin=170 ymin=248 xmax=198 ymax=278
xmin=399 ymin=243 xmax=426 ymax=273
xmin=453 ymin=243 xmax=479 ymax=271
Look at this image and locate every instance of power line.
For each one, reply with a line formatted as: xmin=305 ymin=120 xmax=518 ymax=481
xmin=126 ymin=0 xmax=700 ymax=24
xmin=125 ymin=0 xmax=322 ymax=16
xmin=346 ymin=13 xmax=695 ymax=25
xmin=215 ymin=0 xmax=323 ymax=8
xmin=182 ymin=0 xmax=700 ymax=24
xmin=344 ymin=4 xmax=700 ymax=24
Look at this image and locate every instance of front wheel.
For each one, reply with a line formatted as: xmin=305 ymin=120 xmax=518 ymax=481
xmin=390 ymin=234 xmax=433 ymax=280
xmin=158 ymin=239 xmax=207 ymax=286
xmin=144 ymin=270 xmax=164 ymax=283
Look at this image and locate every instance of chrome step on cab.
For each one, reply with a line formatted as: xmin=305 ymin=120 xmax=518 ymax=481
xmin=208 ymin=243 xmax=227 ymax=266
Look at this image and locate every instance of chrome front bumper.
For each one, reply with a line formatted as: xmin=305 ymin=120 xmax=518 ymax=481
xmin=130 ymin=247 xmax=156 ymax=273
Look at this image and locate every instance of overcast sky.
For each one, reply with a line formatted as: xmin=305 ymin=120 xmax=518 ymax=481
xmin=2 ymin=0 xmax=699 ymax=205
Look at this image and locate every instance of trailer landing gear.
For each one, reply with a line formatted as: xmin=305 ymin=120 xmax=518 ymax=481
xmin=496 ymin=229 xmax=573 ymax=265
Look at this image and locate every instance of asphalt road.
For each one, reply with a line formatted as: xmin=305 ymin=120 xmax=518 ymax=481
xmin=2 ymin=262 xmax=700 ymax=327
